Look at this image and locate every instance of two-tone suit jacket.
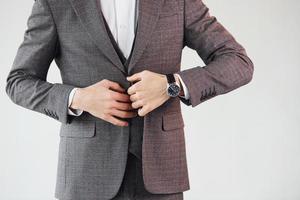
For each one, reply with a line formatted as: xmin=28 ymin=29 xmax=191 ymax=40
xmin=5 ymin=0 xmax=254 ymax=199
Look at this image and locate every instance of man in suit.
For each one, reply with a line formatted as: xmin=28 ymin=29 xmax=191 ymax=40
xmin=5 ymin=0 xmax=254 ymax=199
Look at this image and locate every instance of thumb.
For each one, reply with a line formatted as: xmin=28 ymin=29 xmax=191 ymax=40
xmin=127 ymin=72 xmax=142 ymax=82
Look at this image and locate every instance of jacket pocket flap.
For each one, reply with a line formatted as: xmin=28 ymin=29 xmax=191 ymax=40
xmin=60 ymin=120 xmax=96 ymax=138
xmin=162 ymin=112 xmax=185 ymax=131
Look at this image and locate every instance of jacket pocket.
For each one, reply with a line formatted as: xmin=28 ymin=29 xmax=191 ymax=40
xmin=162 ymin=111 xmax=185 ymax=131
xmin=59 ymin=120 xmax=96 ymax=138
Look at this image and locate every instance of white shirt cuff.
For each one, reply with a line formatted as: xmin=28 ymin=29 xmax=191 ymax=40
xmin=174 ymin=73 xmax=190 ymax=100
xmin=68 ymin=88 xmax=83 ymax=116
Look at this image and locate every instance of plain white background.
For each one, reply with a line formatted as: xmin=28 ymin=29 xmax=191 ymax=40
xmin=1 ymin=0 xmax=299 ymax=199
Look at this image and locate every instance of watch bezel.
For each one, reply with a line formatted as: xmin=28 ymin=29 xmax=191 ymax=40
xmin=166 ymin=82 xmax=181 ymax=97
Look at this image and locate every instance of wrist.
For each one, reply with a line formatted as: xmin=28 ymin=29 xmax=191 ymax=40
xmin=161 ymin=75 xmax=168 ymax=97
xmin=70 ymin=88 xmax=85 ymax=111
xmin=174 ymin=73 xmax=184 ymax=96
xmin=165 ymin=73 xmax=182 ymax=97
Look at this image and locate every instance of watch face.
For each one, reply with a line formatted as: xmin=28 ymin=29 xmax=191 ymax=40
xmin=167 ymin=83 xmax=180 ymax=97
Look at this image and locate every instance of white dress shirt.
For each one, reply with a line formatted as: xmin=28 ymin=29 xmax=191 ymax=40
xmin=68 ymin=0 xmax=190 ymax=116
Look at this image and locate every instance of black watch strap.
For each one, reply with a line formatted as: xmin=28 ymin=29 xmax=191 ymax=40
xmin=166 ymin=74 xmax=175 ymax=84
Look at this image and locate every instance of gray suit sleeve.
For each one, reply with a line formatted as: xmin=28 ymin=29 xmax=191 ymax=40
xmin=5 ymin=0 xmax=75 ymax=124
xmin=177 ymin=0 xmax=254 ymax=107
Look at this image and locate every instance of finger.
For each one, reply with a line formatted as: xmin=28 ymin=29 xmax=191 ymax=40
xmin=129 ymin=93 xmax=140 ymax=102
xmin=112 ymin=101 xmax=134 ymax=110
xmin=110 ymin=109 xmax=137 ymax=119
xmin=137 ymin=106 xmax=148 ymax=117
xmin=126 ymin=72 xmax=142 ymax=82
xmin=109 ymin=90 xmax=131 ymax=102
xmin=132 ymin=100 xmax=144 ymax=109
xmin=104 ymin=80 xmax=126 ymax=93
xmin=127 ymin=81 xmax=142 ymax=95
xmin=106 ymin=115 xmax=129 ymax=127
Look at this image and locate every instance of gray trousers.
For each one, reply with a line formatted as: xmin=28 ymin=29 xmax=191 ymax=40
xmin=111 ymin=153 xmax=184 ymax=200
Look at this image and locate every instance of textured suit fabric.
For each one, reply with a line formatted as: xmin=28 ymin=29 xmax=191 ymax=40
xmin=5 ymin=0 xmax=254 ymax=199
xmin=102 ymin=12 xmax=143 ymax=161
xmin=59 ymin=153 xmax=183 ymax=200
xmin=112 ymin=153 xmax=183 ymax=199
xmin=106 ymin=19 xmax=144 ymax=160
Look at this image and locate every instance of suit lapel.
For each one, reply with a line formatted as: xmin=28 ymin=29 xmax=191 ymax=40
xmin=68 ymin=0 xmax=126 ymax=74
xmin=68 ymin=0 xmax=164 ymax=75
xmin=127 ymin=0 xmax=164 ymax=74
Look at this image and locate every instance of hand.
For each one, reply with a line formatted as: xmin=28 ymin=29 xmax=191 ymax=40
xmin=70 ymin=79 xmax=137 ymax=126
xmin=126 ymin=70 xmax=170 ymax=116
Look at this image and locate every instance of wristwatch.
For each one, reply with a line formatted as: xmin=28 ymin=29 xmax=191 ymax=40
xmin=166 ymin=73 xmax=181 ymax=97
